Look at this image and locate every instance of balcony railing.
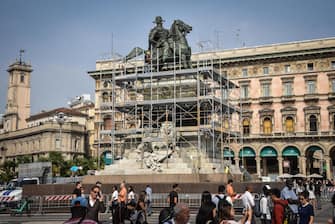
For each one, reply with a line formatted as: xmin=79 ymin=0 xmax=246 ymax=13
xmin=241 ymin=131 xmax=335 ymax=139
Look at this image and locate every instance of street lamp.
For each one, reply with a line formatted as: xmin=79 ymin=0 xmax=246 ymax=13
xmin=54 ymin=112 xmax=67 ymax=150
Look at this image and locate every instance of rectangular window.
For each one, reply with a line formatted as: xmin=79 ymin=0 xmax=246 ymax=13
xmin=263 ymin=67 xmax=269 ymax=75
xmin=284 ymin=65 xmax=291 ymax=73
xmin=332 ymin=79 xmax=335 ymax=93
xmin=241 ymin=85 xmax=249 ymax=99
xmin=283 ymin=82 xmax=293 ymax=96
xmin=331 ymin=61 xmax=335 ymax=69
xmin=307 ymin=63 xmax=314 ymax=71
xmin=20 ymin=74 xmax=25 ymax=83
xmin=307 ymin=80 xmax=316 ymax=94
xmin=55 ymin=139 xmax=61 ymax=148
xmin=242 ymin=68 xmax=248 ymax=77
xmin=261 ymin=83 xmax=271 ymax=97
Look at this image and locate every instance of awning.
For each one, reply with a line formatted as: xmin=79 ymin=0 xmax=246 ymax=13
xmin=239 ymin=147 xmax=256 ymax=157
xmin=260 ymin=147 xmax=278 ymax=157
xmin=223 ymin=150 xmax=234 ymax=158
xmin=282 ymin=146 xmax=300 ymax=157
xmin=307 ymin=146 xmax=323 ymax=152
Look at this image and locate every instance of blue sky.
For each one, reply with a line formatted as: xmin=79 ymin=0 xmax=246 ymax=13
xmin=1 ymin=0 xmax=335 ymax=115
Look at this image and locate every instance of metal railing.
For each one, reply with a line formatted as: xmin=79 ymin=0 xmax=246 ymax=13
xmin=14 ymin=187 xmax=335 ymax=214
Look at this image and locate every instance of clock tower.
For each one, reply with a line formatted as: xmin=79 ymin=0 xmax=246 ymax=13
xmin=3 ymin=51 xmax=33 ymax=132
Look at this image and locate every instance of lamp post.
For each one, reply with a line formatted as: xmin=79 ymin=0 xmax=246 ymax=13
xmin=54 ymin=112 xmax=66 ymax=150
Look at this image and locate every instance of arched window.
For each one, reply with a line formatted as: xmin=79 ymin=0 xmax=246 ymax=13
xmin=309 ymin=115 xmax=317 ymax=132
xmin=263 ymin=117 xmax=272 ymax=134
xmin=285 ymin=116 xmax=294 ymax=133
xmin=243 ymin=118 xmax=250 ymax=136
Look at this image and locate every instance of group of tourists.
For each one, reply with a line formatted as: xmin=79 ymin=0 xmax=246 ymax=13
xmin=64 ymin=178 xmax=334 ymax=224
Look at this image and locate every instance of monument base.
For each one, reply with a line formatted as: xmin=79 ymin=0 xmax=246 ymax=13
xmin=82 ymin=173 xmax=241 ymax=185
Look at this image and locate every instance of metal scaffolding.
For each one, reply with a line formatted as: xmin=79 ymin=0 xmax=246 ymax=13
xmin=91 ymin=54 xmax=242 ymax=173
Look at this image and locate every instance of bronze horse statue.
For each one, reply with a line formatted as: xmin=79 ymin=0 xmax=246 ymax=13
xmin=125 ymin=19 xmax=192 ymax=69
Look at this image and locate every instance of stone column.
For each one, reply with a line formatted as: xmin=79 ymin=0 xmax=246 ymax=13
xmin=300 ymin=157 xmax=307 ymax=175
xmin=256 ymin=156 xmax=261 ymax=177
xmin=234 ymin=157 xmax=240 ymax=168
xmin=325 ymin=155 xmax=331 ymax=180
xmin=277 ymin=156 xmax=283 ymax=176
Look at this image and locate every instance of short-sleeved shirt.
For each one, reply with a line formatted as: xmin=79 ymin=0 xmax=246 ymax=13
xmin=72 ymin=188 xmax=82 ymax=197
xmin=280 ymin=186 xmax=298 ymax=214
xmin=169 ymin=190 xmax=178 ymax=207
xmin=298 ymin=203 xmax=314 ymax=224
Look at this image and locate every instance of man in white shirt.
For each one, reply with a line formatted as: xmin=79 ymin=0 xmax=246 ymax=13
xmin=212 ymin=185 xmax=233 ymax=211
xmin=260 ymin=185 xmax=272 ymax=224
xmin=145 ymin=184 xmax=153 ymax=216
xmin=241 ymin=185 xmax=255 ymax=224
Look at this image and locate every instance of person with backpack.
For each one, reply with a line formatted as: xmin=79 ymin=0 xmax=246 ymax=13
xmin=212 ymin=185 xmax=233 ymax=211
xmin=260 ymin=185 xmax=272 ymax=224
xmin=281 ymin=179 xmax=299 ymax=224
xmin=271 ymin=188 xmax=288 ymax=224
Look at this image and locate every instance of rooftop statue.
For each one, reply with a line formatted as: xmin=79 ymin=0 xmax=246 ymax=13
xmin=125 ymin=16 xmax=192 ymax=69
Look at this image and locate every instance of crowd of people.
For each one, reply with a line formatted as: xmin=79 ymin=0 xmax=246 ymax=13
xmin=64 ymin=178 xmax=334 ymax=224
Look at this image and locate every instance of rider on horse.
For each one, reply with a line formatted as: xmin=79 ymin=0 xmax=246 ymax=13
xmin=148 ymin=16 xmax=171 ymax=64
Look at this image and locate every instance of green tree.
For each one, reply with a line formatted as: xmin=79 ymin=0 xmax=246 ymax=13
xmin=0 ymin=160 xmax=16 ymax=183
xmin=48 ymin=152 xmax=64 ymax=177
xmin=17 ymin=155 xmax=32 ymax=164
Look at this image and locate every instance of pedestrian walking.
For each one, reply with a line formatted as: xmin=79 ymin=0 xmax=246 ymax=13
xmin=145 ymin=184 xmax=153 ymax=216
xmin=298 ymin=191 xmax=314 ymax=224
xmin=110 ymin=185 xmax=118 ymax=224
xmin=241 ymin=185 xmax=255 ymax=224
xmin=314 ymin=180 xmax=322 ymax=210
xmin=212 ymin=185 xmax=233 ymax=211
xmin=196 ymin=190 xmax=217 ymax=224
xmin=226 ymin=179 xmax=237 ymax=202
xmin=72 ymin=181 xmax=82 ymax=199
xmin=260 ymin=185 xmax=272 ymax=224
xmin=167 ymin=183 xmax=179 ymax=209
xmin=85 ymin=185 xmax=106 ymax=223
xmin=271 ymin=188 xmax=288 ymax=224
xmin=118 ymin=181 xmax=128 ymax=224
xmin=281 ymin=179 xmax=299 ymax=224
xmin=217 ymin=199 xmax=252 ymax=224
xmin=163 ymin=203 xmax=190 ymax=224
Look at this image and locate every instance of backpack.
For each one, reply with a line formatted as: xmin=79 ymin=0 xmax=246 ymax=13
xmin=216 ymin=195 xmax=229 ymax=220
xmin=253 ymin=197 xmax=262 ymax=217
xmin=278 ymin=201 xmax=293 ymax=224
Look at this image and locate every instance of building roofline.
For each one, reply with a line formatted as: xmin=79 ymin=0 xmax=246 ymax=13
xmin=26 ymin=107 xmax=87 ymax=122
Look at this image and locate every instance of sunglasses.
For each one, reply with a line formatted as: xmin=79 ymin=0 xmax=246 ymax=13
xmin=92 ymin=190 xmax=99 ymax=194
xmin=299 ymin=197 xmax=305 ymax=201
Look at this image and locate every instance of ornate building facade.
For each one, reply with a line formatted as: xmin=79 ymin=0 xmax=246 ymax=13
xmin=90 ymin=37 xmax=335 ymax=179
xmin=0 ymin=60 xmax=90 ymax=163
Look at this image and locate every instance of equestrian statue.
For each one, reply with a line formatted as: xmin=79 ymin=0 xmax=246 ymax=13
xmin=125 ymin=16 xmax=192 ymax=69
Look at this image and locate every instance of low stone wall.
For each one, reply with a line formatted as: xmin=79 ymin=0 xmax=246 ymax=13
xmin=23 ymin=174 xmax=284 ymax=196
xmin=82 ymin=173 xmax=238 ymax=185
